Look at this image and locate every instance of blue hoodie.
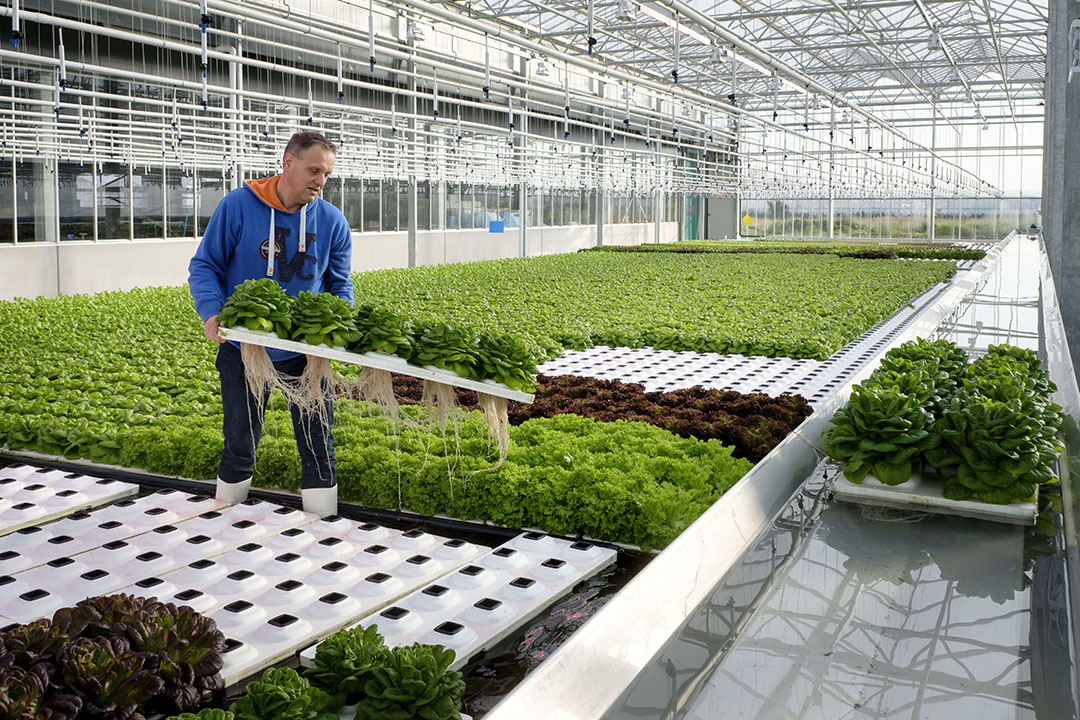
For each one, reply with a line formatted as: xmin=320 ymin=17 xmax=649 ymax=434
xmin=188 ymin=175 xmax=354 ymax=361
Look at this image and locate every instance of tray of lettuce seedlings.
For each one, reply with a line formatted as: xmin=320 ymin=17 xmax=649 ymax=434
xmin=824 ymin=339 xmax=1064 ymax=525
xmin=216 ymin=279 xmax=535 ymax=404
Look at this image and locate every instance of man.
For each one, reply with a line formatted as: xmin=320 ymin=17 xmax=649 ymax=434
xmin=188 ymin=131 xmax=352 ymax=517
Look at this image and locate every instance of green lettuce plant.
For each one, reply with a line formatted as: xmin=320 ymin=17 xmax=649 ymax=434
xmin=305 ymin=625 xmax=387 ymax=708
xmin=350 ymin=304 xmax=415 ymax=360
xmin=823 ymin=385 xmax=939 ymax=485
xmin=354 ymin=643 xmax=464 ymax=720
xmin=288 ymin=291 xmax=359 ymax=348
xmin=165 ymin=708 xmax=235 ymax=720
xmin=229 ymin=667 xmax=336 ymax=720
xmin=413 ymin=322 xmax=480 ymax=378
xmin=476 ymin=332 xmax=538 ymax=392
xmin=216 ymin=278 xmax=293 ymax=337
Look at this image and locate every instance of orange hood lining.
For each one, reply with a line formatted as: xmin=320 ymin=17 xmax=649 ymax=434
xmin=245 ymin=175 xmax=289 ymax=212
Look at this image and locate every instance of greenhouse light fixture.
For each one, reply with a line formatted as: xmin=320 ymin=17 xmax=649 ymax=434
xmin=638 ymin=3 xmax=710 ymax=46
xmin=616 ymin=0 xmax=636 ymax=22
xmin=927 ymin=24 xmax=942 ymax=52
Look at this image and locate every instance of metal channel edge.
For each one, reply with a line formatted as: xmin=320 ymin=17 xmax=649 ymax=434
xmin=1037 ymin=234 xmax=1080 ymax=715
xmin=482 ymin=236 xmax=1015 ymax=720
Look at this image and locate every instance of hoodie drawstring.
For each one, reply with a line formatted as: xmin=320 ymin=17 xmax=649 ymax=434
xmin=265 ymin=203 xmax=308 ymax=277
xmin=266 ymin=209 xmax=276 ymax=277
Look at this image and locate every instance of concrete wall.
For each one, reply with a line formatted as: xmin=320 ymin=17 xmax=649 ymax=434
xmin=0 ymin=222 xmax=679 ymax=300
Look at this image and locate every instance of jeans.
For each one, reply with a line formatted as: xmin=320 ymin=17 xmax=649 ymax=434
xmin=215 ymin=341 xmax=336 ymax=490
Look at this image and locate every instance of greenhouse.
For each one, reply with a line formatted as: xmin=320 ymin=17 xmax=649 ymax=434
xmin=0 ymin=0 xmax=1077 ymax=718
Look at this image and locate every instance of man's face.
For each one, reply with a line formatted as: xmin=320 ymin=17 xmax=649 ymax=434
xmin=282 ymin=145 xmax=335 ymax=204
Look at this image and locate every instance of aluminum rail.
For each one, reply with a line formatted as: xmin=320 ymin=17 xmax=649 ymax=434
xmin=482 ymin=236 xmax=1015 ymax=720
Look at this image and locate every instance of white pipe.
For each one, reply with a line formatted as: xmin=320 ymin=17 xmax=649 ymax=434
xmin=432 ymin=70 xmax=439 ymax=119
xmin=336 ymin=45 xmax=344 ymax=103
xmin=368 ymin=0 xmax=376 ymax=70
xmin=10 ymin=0 xmax=20 ymax=49
xmin=57 ymin=28 xmax=66 ymax=88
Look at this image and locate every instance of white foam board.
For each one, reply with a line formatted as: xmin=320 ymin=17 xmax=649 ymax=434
xmin=832 ymin=472 xmax=1038 ymax=525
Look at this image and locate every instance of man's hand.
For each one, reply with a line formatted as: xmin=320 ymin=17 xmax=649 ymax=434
xmin=204 ymin=314 xmax=225 ymax=343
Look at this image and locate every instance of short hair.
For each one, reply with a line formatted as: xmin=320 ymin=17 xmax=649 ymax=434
xmin=284 ymin=131 xmax=337 ymax=158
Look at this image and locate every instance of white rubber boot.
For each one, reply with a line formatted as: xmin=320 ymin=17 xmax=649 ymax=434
xmin=215 ymin=476 xmax=251 ymax=504
xmin=302 ymin=486 xmax=338 ymax=518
